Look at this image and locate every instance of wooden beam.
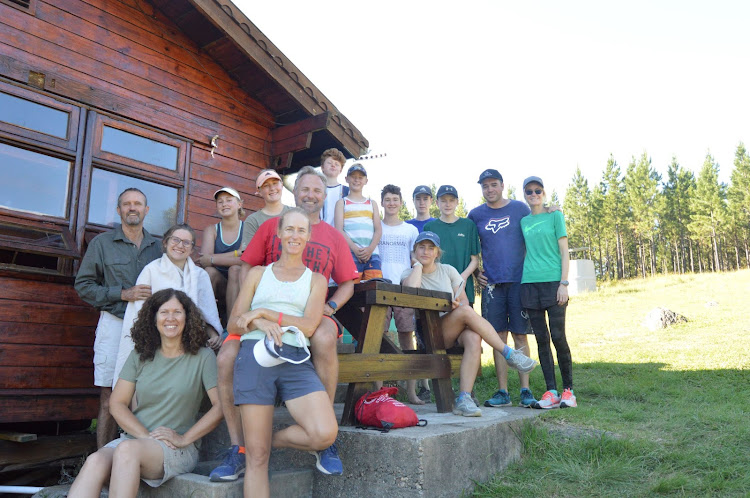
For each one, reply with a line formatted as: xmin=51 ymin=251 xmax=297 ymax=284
xmin=270 ymin=133 xmax=311 ymax=157
xmin=271 ymin=113 xmax=330 ymax=143
xmin=0 ymin=431 xmax=37 ymax=443
xmin=338 ymin=354 xmax=461 ymax=383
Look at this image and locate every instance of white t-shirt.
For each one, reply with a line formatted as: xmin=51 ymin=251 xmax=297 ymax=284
xmin=322 ymin=184 xmax=347 ymax=226
xmin=379 ymin=221 xmax=418 ymax=284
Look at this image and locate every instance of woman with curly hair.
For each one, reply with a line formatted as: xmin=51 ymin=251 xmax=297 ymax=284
xmin=69 ymin=288 xmax=222 ymax=497
xmin=112 ymin=223 xmax=223 ymax=388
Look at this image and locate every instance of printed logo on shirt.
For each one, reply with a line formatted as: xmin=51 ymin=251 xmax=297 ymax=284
xmin=457 ymin=233 xmax=465 ymax=237
xmin=485 ymin=217 xmax=510 ymax=233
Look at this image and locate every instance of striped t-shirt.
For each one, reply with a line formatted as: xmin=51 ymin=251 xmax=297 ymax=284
xmin=342 ymin=197 xmax=379 ymax=254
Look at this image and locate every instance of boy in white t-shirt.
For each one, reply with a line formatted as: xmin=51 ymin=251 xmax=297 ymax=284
xmin=378 ymin=184 xmax=425 ymax=405
xmin=319 ymin=148 xmax=348 ymax=226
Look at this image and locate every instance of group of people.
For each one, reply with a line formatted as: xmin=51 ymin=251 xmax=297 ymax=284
xmin=69 ymin=146 xmax=575 ymax=497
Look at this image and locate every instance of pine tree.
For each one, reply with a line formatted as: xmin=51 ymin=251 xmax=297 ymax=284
xmin=624 ymin=152 xmax=661 ymax=276
xmin=689 ymin=153 xmax=726 ymax=272
xmin=398 ymin=202 xmax=413 ymax=222
xmin=599 ymin=155 xmax=626 ymax=279
xmin=727 ymin=143 xmax=750 ymax=268
xmin=661 ymin=157 xmax=695 ymax=273
xmin=563 ymin=167 xmax=592 ymax=260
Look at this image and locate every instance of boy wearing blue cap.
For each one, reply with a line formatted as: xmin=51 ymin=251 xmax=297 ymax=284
xmin=406 ymin=185 xmax=436 ymax=233
xmin=334 ymin=164 xmax=383 ymax=282
xmin=424 ymin=185 xmax=480 ymax=307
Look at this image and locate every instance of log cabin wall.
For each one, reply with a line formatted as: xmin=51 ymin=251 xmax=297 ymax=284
xmin=0 ymin=0 xmax=277 ymax=424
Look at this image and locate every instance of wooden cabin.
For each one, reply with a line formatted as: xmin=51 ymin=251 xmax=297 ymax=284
xmin=0 ymin=0 xmax=368 ymax=428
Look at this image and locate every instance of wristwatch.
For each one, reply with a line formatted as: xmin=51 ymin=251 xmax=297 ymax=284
xmin=327 ymin=300 xmax=338 ymax=313
xmin=560 ymin=280 xmax=569 ymax=286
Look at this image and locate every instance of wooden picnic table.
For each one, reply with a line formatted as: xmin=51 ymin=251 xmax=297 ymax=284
xmin=334 ymin=280 xmax=462 ymax=426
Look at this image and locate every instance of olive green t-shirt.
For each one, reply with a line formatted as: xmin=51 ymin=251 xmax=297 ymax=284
xmin=119 ymin=347 xmax=217 ymax=436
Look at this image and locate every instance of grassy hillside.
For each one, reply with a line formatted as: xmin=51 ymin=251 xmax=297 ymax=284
xmin=472 ymin=270 xmax=750 ymax=497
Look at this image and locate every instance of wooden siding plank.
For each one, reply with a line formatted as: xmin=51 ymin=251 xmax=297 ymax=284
xmin=0 ymin=322 xmax=93 ymax=347
xmin=0 ymin=277 xmax=89 ymax=306
xmin=0 ymin=366 xmax=92 ymax=389
xmin=0 ymin=344 xmax=92 ymax=367
xmin=0 ymin=301 xmax=98 ymax=327
xmin=0 ymin=396 xmax=98 ymax=423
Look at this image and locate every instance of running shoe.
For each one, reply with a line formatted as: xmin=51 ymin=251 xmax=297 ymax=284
xmin=309 ymin=443 xmax=343 ymax=475
xmin=417 ymin=386 xmax=432 ymax=403
xmin=519 ymin=388 xmax=537 ymax=408
xmin=484 ymin=389 xmax=512 ymax=407
xmin=209 ymin=445 xmax=245 ymax=482
xmin=533 ymin=390 xmax=561 ymax=409
xmin=453 ymin=395 xmax=482 ymax=417
xmin=560 ymin=388 xmax=577 ymax=408
xmin=505 ymin=349 xmax=537 ymax=373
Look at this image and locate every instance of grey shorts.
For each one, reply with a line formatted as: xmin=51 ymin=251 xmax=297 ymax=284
xmin=385 ymin=306 xmax=415 ymax=333
xmin=104 ymin=435 xmax=198 ymax=487
xmin=233 ymin=340 xmax=325 ymax=405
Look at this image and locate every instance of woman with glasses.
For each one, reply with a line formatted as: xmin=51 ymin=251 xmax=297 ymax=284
xmin=112 ymin=224 xmax=223 ymax=387
xmin=520 ymin=176 xmax=576 ymax=409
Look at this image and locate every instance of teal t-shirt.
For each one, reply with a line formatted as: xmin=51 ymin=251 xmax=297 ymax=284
xmin=520 ymin=211 xmax=568 ymax=283
xmin=423 ymin=217 xmax=480 ymax=303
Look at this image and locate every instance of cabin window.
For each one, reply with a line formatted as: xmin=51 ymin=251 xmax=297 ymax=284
xmin=101 ymin=126 xmax=179 ymax=171
xmin=0 ymin=143 xmax=71 ymax=218
xmin=87 ymin=169 xmax=178 ymax=237
xmin=0 ymin=92 xmax=69 ymax=139
xmin=0 ymin=0 xmax=37 ymax=16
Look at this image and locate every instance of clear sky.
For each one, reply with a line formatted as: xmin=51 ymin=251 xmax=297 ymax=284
xmin=235 ymin=1 xmax=750 ymax=213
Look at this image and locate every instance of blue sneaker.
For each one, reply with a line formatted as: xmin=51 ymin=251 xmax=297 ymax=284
xmin=484 ymin=389 xmax=512 ymax=407
xmin=310 ymin=443 xmax=343 ymax=475
xmin=209 ymin=445 xmax=245 ymax=482
xmin=519 ymin=388 xmax=537 ymax=408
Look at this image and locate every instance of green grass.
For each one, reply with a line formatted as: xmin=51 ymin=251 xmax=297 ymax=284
xmin=471 ymin=269 xmax=750 ymax=497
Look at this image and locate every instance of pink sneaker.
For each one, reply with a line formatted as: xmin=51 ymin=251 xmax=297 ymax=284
xmin=560 ymin=388 xmax=577 ymax=408
xmin=534 ymin=390 xmax=561 ymax=409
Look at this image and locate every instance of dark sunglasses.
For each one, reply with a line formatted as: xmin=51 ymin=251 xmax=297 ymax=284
xmin=525 ymin=188 xmax=543 ymax=196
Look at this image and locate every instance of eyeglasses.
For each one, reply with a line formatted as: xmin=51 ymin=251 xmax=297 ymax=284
xmin=168 ymin=236 xmax=194 ymax=248
xmin=525 ymin=189 xmax=543 ymax=196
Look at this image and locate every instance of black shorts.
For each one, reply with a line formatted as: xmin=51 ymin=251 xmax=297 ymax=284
xmin=520 ymin=281 xmax=562 ymax=310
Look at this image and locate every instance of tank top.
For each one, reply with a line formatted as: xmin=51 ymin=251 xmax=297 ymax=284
xmin=214 ymin=221 xmax=243 ymax=276
xmin=342 ymin=197 xmax=379 ymax=254
xmin=241 ymin=264 xmax=313 ymax=346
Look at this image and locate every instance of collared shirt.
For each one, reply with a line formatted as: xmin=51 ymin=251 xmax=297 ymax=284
xmin=74 ymin=224 xmax=162 ymax=318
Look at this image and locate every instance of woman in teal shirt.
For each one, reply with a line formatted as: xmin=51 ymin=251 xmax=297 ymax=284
xmin=520 ymin=176 xmax=576 ymax=410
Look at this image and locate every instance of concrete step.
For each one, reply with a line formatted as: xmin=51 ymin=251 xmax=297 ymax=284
xmin=33 ymin=463 xmax=312 ymax=498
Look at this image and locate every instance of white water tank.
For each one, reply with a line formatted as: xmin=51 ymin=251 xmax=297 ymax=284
xmin=569 ymin=259 xmax=596 ymax=295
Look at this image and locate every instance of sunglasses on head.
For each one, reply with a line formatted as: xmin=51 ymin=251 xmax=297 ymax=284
xmin=525 ymin=188 xmax=543 ymax=196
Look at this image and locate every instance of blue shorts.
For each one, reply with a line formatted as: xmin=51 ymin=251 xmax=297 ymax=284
xmin=233 ymin=340 xmax=325 ymax=405
xmin=481 ymin=282 xmax=530 ymax=335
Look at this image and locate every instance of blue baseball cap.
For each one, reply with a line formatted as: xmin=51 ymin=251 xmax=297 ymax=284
xmin=415 ymin=231 xmax=441 ymax=248
xmin=523 ymin=176 xmax=545 ymax=189
xmin=347 ymin=163 xmax=367 ymax=176
xmin=436 ymin=185 xmax=458 ymax=199
xmin=412 ymin=185 xmax=432 ymax=198
xmin=477 ymin=169 xmax=503 ymax=184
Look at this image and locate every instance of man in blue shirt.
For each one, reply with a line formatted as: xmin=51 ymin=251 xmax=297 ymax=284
xmin=468 ymin=169 xmax=536 ymax=409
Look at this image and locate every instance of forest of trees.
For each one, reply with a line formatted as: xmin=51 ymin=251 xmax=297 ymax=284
xmin=562 ymin=143 xmax=750 ymax=280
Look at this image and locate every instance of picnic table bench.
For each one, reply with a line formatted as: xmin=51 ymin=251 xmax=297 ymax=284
xmin=334 ymin=280 xmax=463 ymax=426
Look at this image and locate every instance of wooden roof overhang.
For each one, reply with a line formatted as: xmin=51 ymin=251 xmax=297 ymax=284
xmin=150 ymin=0 xmax=369 ymax=173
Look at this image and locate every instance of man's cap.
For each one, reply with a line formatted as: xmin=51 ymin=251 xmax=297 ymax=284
xmin=255 ymin=170 xmax=282 ymax=189
xmin=412 ymin=185 xmax=432 ymax=198
xmin=523 ymin=176 xmax=545 ymax=189
xmin=477 ymin=169 xmax=503 ymax=184
xmin=436 ymin=185 xmax=458 ymax=199
xmin=347 ymin=163 xmax=367 ymax=176
xmin=213 ymin=186 xmax=242 ymax=200
xmin=253 ymin=328 xmax=310 ymax=367
xmin=415 ymin=231 xmax=441 ymax=248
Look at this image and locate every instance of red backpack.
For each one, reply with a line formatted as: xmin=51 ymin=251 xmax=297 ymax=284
xmin=355 ymin=387 xmax=427 ymax=432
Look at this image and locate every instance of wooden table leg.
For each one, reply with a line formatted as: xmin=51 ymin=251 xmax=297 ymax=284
xmin=419 ymin=309 xmax=455 ymax=413
xmin=340 ymin=304 xmax=388 ymax=425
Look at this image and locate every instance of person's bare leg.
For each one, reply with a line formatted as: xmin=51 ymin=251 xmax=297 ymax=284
xmin=440 ymin=306 xmax=509 ymax=352
xmin=456 ymin=330 xmax=482 ymax=393
xmin=216 ymin=339 xmax=243 ymax=446
xmin=240 ymin=404 xmax=274 ymax=498
xmin=273 ymin=391 xmax=337 ymax=451
xmin=311 ymin=319 xmax=338 ymax=402
xmin=205 ymin=267 xmax=227 ymax=304
xmin=511 ymin=333 xmax=531 ymax=389
xmin=108 ymin=438 xmax=165 ymax=497
xmin=68 ymin=447 xmax=115 ymax=498
xmin=398 ymin=331 xmax=424 ymax=405
xmin=225 ymin=265 xmax=242 ymax=318
xmin=493 ymin=330 xmax=510 ymax=391
xmin=97 ymin=387 xmax=119 ymax=448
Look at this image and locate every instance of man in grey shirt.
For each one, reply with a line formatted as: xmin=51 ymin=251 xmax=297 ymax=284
xmin=74 ymin=188 xmax=162 ymax=447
